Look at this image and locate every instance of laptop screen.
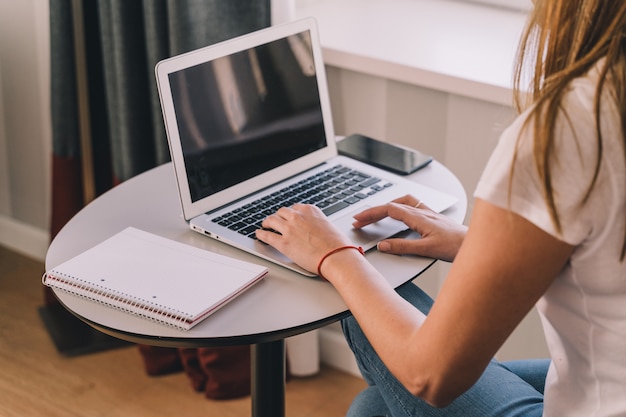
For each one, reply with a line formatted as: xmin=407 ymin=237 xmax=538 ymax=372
xmin=168 ymin=31 xmax=327 ymax=203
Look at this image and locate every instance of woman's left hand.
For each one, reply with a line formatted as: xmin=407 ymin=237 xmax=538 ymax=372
xmin=352 ymin=195 xmax=467 ymax=262
xmin=255 ymin=204 xmax=353 ymax=274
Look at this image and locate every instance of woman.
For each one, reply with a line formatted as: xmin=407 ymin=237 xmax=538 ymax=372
xmin=256 ymin=1 xmax=626 ymax=415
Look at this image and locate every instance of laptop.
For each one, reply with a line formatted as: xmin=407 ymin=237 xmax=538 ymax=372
xmin=155 ymin=17 xmax=457 ymax=276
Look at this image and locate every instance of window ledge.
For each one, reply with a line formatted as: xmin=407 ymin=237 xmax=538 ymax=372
xmin=294 ymin=0 xmax=528 ymax=106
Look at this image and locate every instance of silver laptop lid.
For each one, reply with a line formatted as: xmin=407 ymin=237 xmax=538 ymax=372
xmin=155 ymin=18 xmax=337 ymax=221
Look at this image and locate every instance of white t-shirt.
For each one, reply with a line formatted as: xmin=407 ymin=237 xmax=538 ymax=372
xmin=474 ymin=62 xmax=626 ymax=417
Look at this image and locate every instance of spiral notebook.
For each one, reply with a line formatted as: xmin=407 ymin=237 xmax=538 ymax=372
xmin=43 ymin=227 xmax=268 ymax=330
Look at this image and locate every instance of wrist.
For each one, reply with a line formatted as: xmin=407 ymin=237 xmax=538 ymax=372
xmin=317 ymin=245 xmax=364 ymax=281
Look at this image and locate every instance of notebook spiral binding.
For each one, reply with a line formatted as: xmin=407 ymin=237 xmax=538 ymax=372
xmin=42 ymin=271 xmax=192 ymax=330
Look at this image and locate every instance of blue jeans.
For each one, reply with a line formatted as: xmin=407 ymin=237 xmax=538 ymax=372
xmin=342 ymin=282 xmax=549 ymax=417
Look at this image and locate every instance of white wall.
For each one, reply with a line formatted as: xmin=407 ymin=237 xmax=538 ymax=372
xmin=463 ymin=0 xmax=531 ymax=12
xmin=0 ymin=0 xmax=51 ymax=260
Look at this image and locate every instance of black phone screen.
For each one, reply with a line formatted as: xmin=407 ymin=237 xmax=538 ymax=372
xmin=337 ymin=134 xmax=433 ymax=175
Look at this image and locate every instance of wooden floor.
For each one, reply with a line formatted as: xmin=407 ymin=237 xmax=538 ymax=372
xmin=0 ymin=245 xmax=366 ymax=417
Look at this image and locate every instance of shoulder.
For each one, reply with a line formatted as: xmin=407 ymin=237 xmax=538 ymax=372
xmin=476 ymin=62 xmax=624 ymax=244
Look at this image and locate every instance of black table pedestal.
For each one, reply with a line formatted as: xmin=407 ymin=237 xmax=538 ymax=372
xmin=251 ymin=340 xmax=286 ymax=417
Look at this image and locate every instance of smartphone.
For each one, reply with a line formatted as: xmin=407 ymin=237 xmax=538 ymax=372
xmin=337 ymin=134 xmax=433 ymax=175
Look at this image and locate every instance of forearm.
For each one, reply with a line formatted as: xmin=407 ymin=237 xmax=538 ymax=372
xmin=320 ymin=250 xmax=431 ymax=393
xmin=321 ymin=249 xmax=487 ymax=407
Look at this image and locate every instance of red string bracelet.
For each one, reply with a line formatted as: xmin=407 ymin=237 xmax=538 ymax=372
xmin=317 ymin=245 xmax=364 ymax=280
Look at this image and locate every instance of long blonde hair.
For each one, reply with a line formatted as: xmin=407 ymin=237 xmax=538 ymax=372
xmin=512 ymin=0 xmax=626 ymax=259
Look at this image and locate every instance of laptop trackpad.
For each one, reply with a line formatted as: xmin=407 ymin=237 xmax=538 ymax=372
xmin=333 ymin=207 xmax=408 ymax=250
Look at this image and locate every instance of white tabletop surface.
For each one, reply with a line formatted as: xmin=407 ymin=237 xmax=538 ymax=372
xmin=46 ymin=159 xmax=466 ymax=346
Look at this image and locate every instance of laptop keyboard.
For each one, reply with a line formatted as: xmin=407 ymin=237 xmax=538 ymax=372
xmin=211 ymin=165 xmax=394 ymax=239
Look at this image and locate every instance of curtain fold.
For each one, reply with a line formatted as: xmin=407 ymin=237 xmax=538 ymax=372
xmin=47 ymin=0 xmax=271 ymax=399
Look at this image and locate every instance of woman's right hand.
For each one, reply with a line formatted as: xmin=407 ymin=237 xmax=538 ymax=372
xmin=352 ymin=195 xmax=467 ymax=262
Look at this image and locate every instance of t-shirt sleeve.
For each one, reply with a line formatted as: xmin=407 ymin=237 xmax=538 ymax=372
xmin=474 ymin=89 xmax=605 ymax=246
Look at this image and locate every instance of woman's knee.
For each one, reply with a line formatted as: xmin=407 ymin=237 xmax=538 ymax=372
xmin=346 ymin=386 xmax=390 ymax=417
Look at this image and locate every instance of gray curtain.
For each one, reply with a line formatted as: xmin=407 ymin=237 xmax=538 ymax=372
xmin=50 ymin=0 xmax=271 ymax=209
